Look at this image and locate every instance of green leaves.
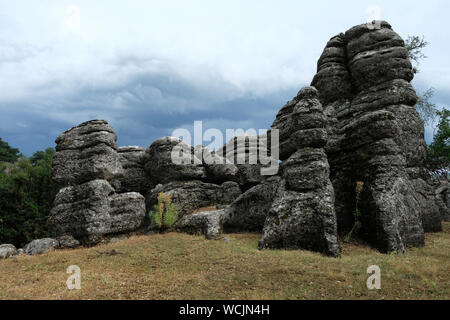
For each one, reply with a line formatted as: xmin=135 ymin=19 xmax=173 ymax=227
xmin=149 ymin=193 xmax=179 ymax=231
xmin=0 ymin=142 xmax=57 ymax=247
xmin=426 ymin=108 xmax=450 ymax=177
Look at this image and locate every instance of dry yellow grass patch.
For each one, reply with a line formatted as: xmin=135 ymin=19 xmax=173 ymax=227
xmin=1 ymin=223 xmax=449 ymax=300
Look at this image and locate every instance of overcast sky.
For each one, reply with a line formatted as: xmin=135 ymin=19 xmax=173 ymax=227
xmin=1 ymin=0 xmax=449 ymax=155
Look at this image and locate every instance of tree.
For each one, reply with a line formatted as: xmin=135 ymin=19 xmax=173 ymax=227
xmin=30 ymin=148 xmax=55 ymax=166
xmin=0 ymin=138 xmax=21 ymax=163
xmin=0 ymin=147 xmax=57 ymax=247
xmin=416 ymin=88 xmax=439 ymax=126
xmin=426 ymin=109 xmax=450 ymax=177
xmin=405 ymin=35 xmax=428 ymax=73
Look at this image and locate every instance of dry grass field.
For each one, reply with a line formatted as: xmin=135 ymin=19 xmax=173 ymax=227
xmin=1 ymin=223 xmax=449 ymax=300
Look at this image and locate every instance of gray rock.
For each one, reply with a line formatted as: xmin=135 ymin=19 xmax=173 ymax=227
xmin=224 ymin=176 xmax=281 ymax=232
xmin=146 ymin=180 xmax=241 ymax=219
xmin=307 ymin=20 xmax=440 ymax=253
xmin=52 ymin=120 xmax=123 ymax=188
xmin=259 ymin=181 xmax=340 ymax=257
xmin=144 ymin=137 xmax=205 ymax=185
xmin=57 ymin=235 xmax=81 ymax=249
xmin=175 ymin=209 xmax=225 ymax=239
xmin=0 ymin=244 xmax=17 ymax=259
xmin=216 ymin=135 xmax=270 ymax=190
xmin=25 ymin=238 xmax=59 ymax=256
xmin=116 ymin=146 xmax=152 ymax=194
xmin=436 ymin=181 xmax=450 ymax=221
xmin=51 ymin=179 xmax=146 ymax=244
xmin=259 ymin=87 xmax=340 ymax=257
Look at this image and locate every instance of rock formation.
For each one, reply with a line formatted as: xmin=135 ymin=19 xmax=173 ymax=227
xmin=436 ymin=181 xmax=450 ymax=221
xmin=50 ymin=120 xmax=147 ymax=244
xmin=310 ymin=21 xmax=441 ymax=253
xmin=0 ymin=244 xmax=17 ymax=259
xmin=25 ymin=238 xmax=59 ymax=256
xmin=175 ymin=209 xmax=225 ymax=240
xmin=224 ymin=176 xmax=281 ymax=232
xmin=45 ymin=21 xmax=445 ymax=257
xmin=146 ymin=180 xmax=241 ymax=219
xmin=258 ymin=87 xmax=340 ymax=257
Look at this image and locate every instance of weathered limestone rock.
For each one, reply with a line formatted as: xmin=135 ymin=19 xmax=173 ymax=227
xmin=199 ymin=145 xmax=240 ymax=185
xmin=52 ymin=120 xmax=123 ymax=188
xmin=57 ymin=235 xmax=81 ymax=249
xmin=117 ymin=146 xmax=151 ymax=194
xmin=25 ymin=238 xmax=59 ymax=256
xmin=51 ymin=120 xmax=148 ymax=244
xmin=224 ymin=176 xmax=281 ymax=232
xmin=216 ymin=135 xmax=269 ymax=190
xmin=175 ymin=209 xmax=225 ymax=239
xmin=259 ymin=87 xmax=340 ymax=257
xmin=146 ymin=180 xmax=241 ymax=218
xmin=310 ymin=21 xmax=440 ymax=252
xmin=436 ymin=181 xmax=450 ymax=221
xmin=51 ymin=179 xmax=146 ymax=244
xmin=144 ymin=137 xmax=206 ymax=184
xmin=0 ymin=244 xmax=17 ymax=259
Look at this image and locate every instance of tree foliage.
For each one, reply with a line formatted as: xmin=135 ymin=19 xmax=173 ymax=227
xmin=405 ymin=35 xmax=428 ymax=72
xmin=0 ymin=138 xmax=21 ymax=163
xmin=426 ymin=109 xmax=450 ymax=177
xmin=416 ymin=88 xmax=439 ymax=126
xmin=0 ymin=143 xmax=57 ymax=247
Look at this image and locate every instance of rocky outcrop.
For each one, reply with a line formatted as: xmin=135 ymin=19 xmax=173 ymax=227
xmin=52 ymin=120 xmax=123 ymax=189
xmin=144 ymin=137 xmax=205 ymax=185
xmin=25 ymin=238 xmax=59 ymax=256
xmin=224 ymin=176 xmax=281 ymax=232
xmin=259 ymin=87 xmax=340 ymax=257
xmin=310 ymin=21 xmax=440 ymax=253
xmin=51 ymin=180 xmax=146 ymax=244
xmin=147 ymin=180 xmax=241 ymax=218
xmin=0 ymin=244 xmax=17 ymax=259
xmin=216 ymin=135 xmax=270 ymax=190
xmin=175 ymin=209 xmax=225 ymax=239
xmin=116 ymin=146 xmax=152 ymax=194
xmin=51 ymin=120 xmax=147 ymax=244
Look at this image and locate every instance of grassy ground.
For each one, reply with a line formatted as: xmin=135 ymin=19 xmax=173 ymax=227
xmin=1 ymin=223 xmax=449 ymax=300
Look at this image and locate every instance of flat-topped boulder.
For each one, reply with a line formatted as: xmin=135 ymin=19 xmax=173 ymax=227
xmin=51 ymin=179 xmax=146 ymax=244
xmin=144 ymin=137 xmax=206 ymax=184
xmin=52 ymin=120 xmax=123 ymax=188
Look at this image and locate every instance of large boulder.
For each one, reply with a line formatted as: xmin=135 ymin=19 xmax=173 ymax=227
xmin=216 ymin=135 xmax=270 ymax=190
xmin=116 ymin=146 xmax=151 ymax=194
xmin=25 ymin=238 xmax=59 ymax=256
xmin=146 ymin=180 xmax=241 ymax=218
xmin=57 ymin=235 xmax=81 ymax=249
xmin=224 ymin=176 xmax=281 ymax=232
xmin=144 ymin=137 xmax=205 ymax=184
xmin=0 ymin=244 xmax=17 ymax=259
xmin=52 ymin=120 xmax=123 ymax=188
xmin=175 ymin=209 xmax=225 ymax=239
xmin=50 ymin=179 xmax=146 ymax=244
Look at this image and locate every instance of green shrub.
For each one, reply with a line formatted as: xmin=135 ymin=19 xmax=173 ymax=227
xmin=149 ymin=193 xmax=179 ymax=231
